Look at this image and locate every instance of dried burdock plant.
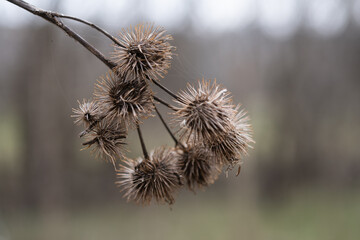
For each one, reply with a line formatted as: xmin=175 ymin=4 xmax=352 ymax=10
xmin=8 ymin=0 xmax=254 ymax=206
xmin=82 ymin=120 xmax=127 ymax=169
xmin=174 ymin=81 xmax=254 ymax=170
xmin=174 ymin=80 xmax=235 ymax=143
xmin=94 ymin=71 xmax=154 ymax=128
xmin=111 ymin=23 xmax=175 ymax=81
xmin=71 ymin=99 xmax=101 ymax=127
xmin=116 ymin=146 xmax=183 ymax=205
xmin=209 ymin=106 xmax=254 ymax=169
xmin=208 ymin=106 xmax=254 ymax=170
xmin=177 ymin=143 xmax=222 ymax=191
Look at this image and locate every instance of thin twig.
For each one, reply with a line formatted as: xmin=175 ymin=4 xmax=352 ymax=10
xmin=154 ymin=106 xmax=183 ymax=148
xmin=152 ymin=79 xmax=182 ymax=102
xmin=7 ymin=0 xmax=183 ymax=103
xmin=136 ymin=124 xmax=149 ymax=160
xmin=153 ymin=96 xmax=176 ymax=111
xmin=6 ymin=0 xmax=116 ymax=69
xmin=51 ymin=13 xmax=125 ymax=48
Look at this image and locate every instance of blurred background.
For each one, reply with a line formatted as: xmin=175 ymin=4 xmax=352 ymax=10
xmin=1 ymin=0 xmax=360 ymax=239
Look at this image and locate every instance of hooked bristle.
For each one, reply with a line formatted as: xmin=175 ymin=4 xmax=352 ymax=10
xmin=116 ymin=146 xmax=183 ymax=205
xmin=210 ymin=107 xmax=254 ymax=169
xmin=177 ymin=143 xmax=222 ymax=191
xmin=71 ymin=99 xmax=101 ymax=127
xmin=174 ymin=79 xmax=235 ymax=144
xmin=111 ymin=23 xmax=175 ymax=81
xmin=94 ymin=71 xmax=154 ymax=128
xmin=83 ymin=120 xmax=127 ymax=168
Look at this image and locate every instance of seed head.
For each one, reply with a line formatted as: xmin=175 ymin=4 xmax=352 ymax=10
xmin=83 ymin=120 xmax=127 ymax=168
xmin=174 ymin=79 xmax=235 ymax=143
xmin=111 ymin=23 xmax=175 ymax=80
xmin=210 ymin=107 xmax=254 ymax=168
xmin=71 ymin=99 xmax=101 ymax=127
xmin=177 ymin=143 xmax=222 ymax=191
xmin=94 ymin=71 xmax=154 ymax=128
xmin=116 ymin=146 xmax=183 ymax=205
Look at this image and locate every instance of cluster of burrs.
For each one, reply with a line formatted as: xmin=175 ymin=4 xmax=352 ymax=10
xmin=72 ymin=24 xmax=254 ymax=205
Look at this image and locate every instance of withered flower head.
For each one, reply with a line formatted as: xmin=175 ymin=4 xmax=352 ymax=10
xmin=177 ymin=143 xmax=222 ymax=191
xmin=174 ymin=79 xmax=235 ymax=143
xmin=210 ymin=107 xmax=254 ymax=169
xmin=111 ymin=23 xmax=175 ymax=80
xmin=94 ymin=71 xmax=154 ymax=128
xmin=83 ymin=120 xmax=127 ymax=168
xmin=71 ymin=99 xmax=101 ymax=127
xmin=116 ymin=146 xmax=183 ymax=205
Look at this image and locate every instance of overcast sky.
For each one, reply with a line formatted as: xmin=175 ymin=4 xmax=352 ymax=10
xmin=1 ymin=0 xmax=358 ymax=39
